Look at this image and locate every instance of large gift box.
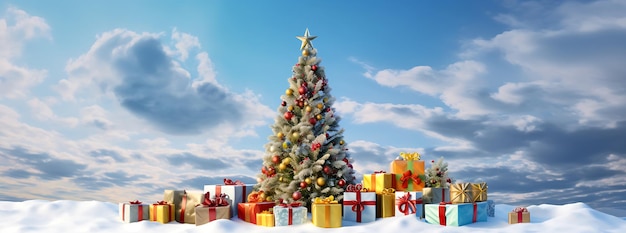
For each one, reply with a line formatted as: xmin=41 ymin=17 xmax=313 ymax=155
xmin=487 ymin=200 xmax=495 ymax=217
xmin=256 ymin=210 xmax=275 ymax=227
xmin=450 ymin=183 xmax=473 ymax=204
xmin=237 ymin=202 xmax=275 ymax=224
xmin=119 ymin=200 xmax=149 ymax=223
xmin=390 ymin=152 xmax=425 ymax=191
xmin=312 ymin=196 xmax=342 ymax=228
xmin=164 ymin=189 xmax=204 ymax=224
xmin=204 ymin=178 xmax=253 ymax=218
xmin=343 ymin=184 xmax=376 ymax=223
xmin=362 ymin=171 xmax=396 ymax=194
xmin=395 ymin=191 xmax=423 ymax=218
xmin=149 ymin=201 xmax=175 ymax=224
xmin=194 ymin=192 xmax=231 ymax=226
xmin=377 ymin=188 xmax=396 ymax=218
xmin=508 ymin=207 xmax=530 ymax=224
xmin=471 ymin=182 xmax=488 ymax=202
xmin=273 ymin=203 xmax=307 ymax=226
xmin=425 ymin=202 xmax=488 ymax=226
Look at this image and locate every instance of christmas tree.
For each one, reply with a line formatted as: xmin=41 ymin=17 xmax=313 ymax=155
xmin=424 ymin=157 xmax=454 ymax=188
xmin=255 ymin=29 xmax=356 ymax=204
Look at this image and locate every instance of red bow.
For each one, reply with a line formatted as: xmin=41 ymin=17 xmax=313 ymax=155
xmin=346 ymin=184 xmax=365 ymax=192
xmin=373 ymin=170 xmax=386 ymax=174
xmin=224 ymin=178 xmax=244 ymax=185
xmin=129 ymin=200 xmax=142 ymax=204
xmin=513 ymin=207 xmax=528 ymax=213
xmin=278 ymin=202 xmax=302 ymax=208
xmin=397 ymin=193 xmax=417 ymax=215
xmin=214 ymin=193 xmax=229 ymax=206
xmin=153 ymin=200 xmax=168 ymax=205
xmin=400 ymin=170 xmax=421 ymax=189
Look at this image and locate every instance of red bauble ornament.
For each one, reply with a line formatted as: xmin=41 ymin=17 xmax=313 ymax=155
xmin=446 ymin=178 xmax=452 ymax=183
xmin=338 ymin=179 xmax=346 ymax=187
xmin=348 ymin=164 xmax=353 ymax=169
xmin=261 ymin=166 xmax=267 ymax=174
xmin=284 ymin=111 xmax=294 ymax=120
xmin=323 ymin=166 xmax=331 ymax=174
xmin=311 ymin=65 xmax=318 ymax=71
xmin=272 ymin=155 xmax=280 ymax=164
xmin=343 ymin=158 xmax=349 ymax=164
xmin=292 ymin=191 xmax=302 ymax=201
xmin=300 ymin=182 xmax=307 ymax=188
xmin=298 ymin=86 xmax=307 ymax=95
xmin=309 ymin=117 xmax=317 ymax=125
xmin=281 ymin=101 xmax=286 ymax=106
xmin=296 ymin=63 xmax=300 ymax=66
xmin=326 ymin=108 xmax=331 ymax=112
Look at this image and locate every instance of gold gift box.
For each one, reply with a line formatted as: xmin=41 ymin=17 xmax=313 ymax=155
xmin=376 ymin=188 xmax=395 ymax=218
xmin=363 ymin=173 xmax=395 ymax=194
xmin=256 ymin=211 xmax=275 ymax=227
xmin=471 ymin=182 xmax=488 ymax=202
xmin=450 ymin=183 xmax=473 ymax=204
xmin=149 ymin=202 xmax=175 ymax=224
xmin=311 ymin=197 xmax=342 ymax=228
xmin=508 ymin=211 xmax=530 ymax=224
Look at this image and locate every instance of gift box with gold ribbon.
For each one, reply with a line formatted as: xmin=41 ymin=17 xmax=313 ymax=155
xmin=362 ymin=171 xmax=396 ymax=194
xmin=256 ymin=210 xmax=275 ymax=227
xmin=273 ymin=202 xmax=307 ymax=226
xmin=149 ymin=201 xmax=175 ymax=224
xmin=194 ymin=192 xmax=231 ymax=226
xmin=508 ymin=207 xmax=530 ymax=224
xmin=312 ymin=196 xmax=342 ymax=228
xmin=343 ymin=184 xmax=376 ymax=223
xmin=390 ymin=152 xmax=425 ymax=191
xmin=163 ymin=190 xmax=204 ymax=224
xmin=471 ymin=182 xmax=488 ymax=202
xmin=450 ymin=183 xmax=473 ymax=204
xmin=237 ymin=201 xmax=275 ymax=224
xmin=119 ymin=200 xmax=149 ymax=223
xmin=376 ymin=188 xmax=396 ymax=218
xmin=204 ymin=178 xmax=253 ymax=218
xmin=395 ymin=191 xmax=423 ymax=218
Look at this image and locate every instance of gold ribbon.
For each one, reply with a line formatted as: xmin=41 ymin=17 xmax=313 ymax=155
xmin=314 ymin=195 xmax=338 ymax=204
xmin=400 ymin=152 xmax=421 ymax=161
xmin=381 ymin=188 xmax=395 ymax=195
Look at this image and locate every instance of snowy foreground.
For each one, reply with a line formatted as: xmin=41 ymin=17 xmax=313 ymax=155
xmin=1 ymin=200 xmax=625 ymax=233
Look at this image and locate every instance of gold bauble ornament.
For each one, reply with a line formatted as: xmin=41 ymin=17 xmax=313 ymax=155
xmin=286 ymin=89 xmax=293 ymax=96
xmin=277 ymin=132 xmax=284 ymax=139
xmin=317 ymin=103 xmax=324 ymax=109
xmin=340 ymin=140 xmax=344 ymax=145
xmin=259 ymin=192 xmax=266 ymax=200
xmin=323 ymin=97 xmax=328 ymax=103
xmin=304 ymin=101 xmax=309 ymax=106
xmin=316 ymin=177 xmax=326 ymax=186
xmin=288 ymin=105 xmax=294 ymax=111
xmin=265 ymin=196 xmax=272 ymax=201
xmin=279 ymin=163 xmax=287 ymax=170
xmin=279 ymin=177 xmax=284 ymax=182
xmin=316 ymin=114 xmax=322 ymax=120
xmin=305 ymin=177 xmax=312 ymax=184
xmin=305 ymin=106 xmax=312 ymax=112
xmin=282 ymin=157 xmax=291 ymax=164
xmin=282 ymin=142 xmax=288 ymax=149
xmin=292 ymin=132 xmax=300 ymax=139
xmin=302 ymin=49 xmax=310 ymax=56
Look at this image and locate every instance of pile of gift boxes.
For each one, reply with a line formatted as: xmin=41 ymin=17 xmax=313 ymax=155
xmin=119 ymin=153 xmax=530 ymax=227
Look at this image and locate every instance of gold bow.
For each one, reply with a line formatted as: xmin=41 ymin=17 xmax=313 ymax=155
xmin=381 ymin=188 xmax=395 ymax=195
xmin=314 ymin=195 xmax=338 ymax=204
xmin=400 ymin=152 xmax=421 ymax=161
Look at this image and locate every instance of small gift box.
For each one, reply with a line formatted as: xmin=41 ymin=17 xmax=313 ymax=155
xmin=312 ymin=196 xmax=342 ymax=228
xmin=471 ymin=182 xmax=488 ymax=202
xmin=377 ymin=188 xmax=396 ymax=218
xmin=487 ymin=200 xmax=495 ymax=217
xmin=508 ymin=207 xmax=530 ymax=224
xmin=119 ymin=200 xmax=149 ymax=223
xmin=395 ymin=191 xmax=423 ymax=218
xmin=450 ymin=183 xmax=473 ymax=204
xmin=204 ymin=178 xmax=253 ymax=218
xmin=390 ymin=152 xmax=425 ymax=191
xmin=194 ymin=192 xmax=231 ymax=226
xmin=237 ymin=201 xmax=275 ymax=224
xmin=273 ymin=202 xmax=307 ymax=226
xmin=362 ymin=171 xmax=396 ymax=194
xmin=163 ymin=189 xmax=204 ymax=224
xmin=256 ymin=210 xmax=275 ymax=227
xmin=425 ymin=202 xmax=488 ymax=226
xmin=149 ymin=201 xmax=175 ymax=224
xmin=343 ymin=184 xmax=376 ymax=223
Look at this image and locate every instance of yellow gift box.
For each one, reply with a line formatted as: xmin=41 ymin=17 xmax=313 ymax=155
xmin=508 ymin=207 xmax=530 ymax=224
xmin=149 ymin=201 xmax=175 ymax=224
xmin=471 ymin=182 xmax=488 ymax=202
xmin=363 ymin=172 xmax=396 ymax=194
xmin=376 ymin=188 xmax=396 ymax=218
xmin=311 ymin=196 xmax=342 ymax=228
xmin=450 ymin=183 xmax=473 ymax=204
xmin=390 ymin=152 xmax=425 ymax=191
xmin=256 ymin=210 xmax=275 ymax=227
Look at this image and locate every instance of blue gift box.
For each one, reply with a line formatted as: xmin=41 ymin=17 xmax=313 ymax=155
xmin=425 ymin=202 xmax=487 ymax=226
xmin=487 ymin=200 xmax=495 ymax=217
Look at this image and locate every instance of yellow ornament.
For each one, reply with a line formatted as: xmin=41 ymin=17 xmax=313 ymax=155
xmin=316 ymin=114 xmax=322 ymax=120
xmin=339 ymin=140 xmax=344 ymax=145
xmin=288 ymin=105 xmax=294 ymax=111
xmin=286 ymin=89 xmax=293 ymax=96
xmin=317 ymin=103 xmax=324 ymax=109
xmin=259 ymin=192 xmax=266 ymax=200
xmin=279 ymin=177 xmax=283 ymax=182
xmin=292 ymin=132 xmax=300 ymax=139
xmin=302 ymin=49 xmax=309 ymax=56
xmin=279 ymin=163 xmax=287 ymax=170
xmin=305 ymin=106 xmax=312 ymax=112
xmin=282 ymin=142 xmax=288 ymax=149
xmin=277 ymin=132 xmax=284 ymax=139
xmin=323 ymin=97 xmax=328 ymax=103
xmin=305 ymin=177 xmax=312 ymax=184
xmin=265 ymin=196 xmax=272 ymax=201
xmin=316 ymin=177 xmax=326 ymax=186
xmin=282 ymin=157 xmax=291 ymax=164
xmin=304 ymin=101 xmax=308 ymax=106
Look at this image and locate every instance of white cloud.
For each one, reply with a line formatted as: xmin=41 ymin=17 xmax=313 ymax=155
xmin=27 ymin=98 xmax=79 ymax=127
xmin=171 ymin=28 xmax=201 ymax=61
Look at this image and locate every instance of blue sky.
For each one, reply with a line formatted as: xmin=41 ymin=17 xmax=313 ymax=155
xmin=1 ymin=0 xmax=625 ymax=216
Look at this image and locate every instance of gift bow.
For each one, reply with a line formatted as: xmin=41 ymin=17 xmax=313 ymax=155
xmin=373 ymin=170 xmax=386 ymax=174
xmin=214 ymin=193 xmax=229 ymax=206
xmin=513 ymin=207 xmax=528 ymax=213
xmin=224 ymin=178 xmax=244 ymax=185
xmin=247 ymin=190 xmax=264 ymax=203
xmin=397 ymin=193 xmax=417 ymax=215
xmin=314 ymin=196 xmax=338 ymax=204
xmin=345 ymin=184 xmax=368 ymax=192
xmin=400 ymin=170 xmax=422 ymax=189
xmin=129 ymin=200 xmax=142 ymax=204
xmin=278 ymin=202 xmax=302 ymax=208
xmin=153 ymin=200 xmax=168 ymax=205
xmin=381 ymin=188 xmax=396 ymax=195
xmin=400 ymin=152 xmax=421 ymax=161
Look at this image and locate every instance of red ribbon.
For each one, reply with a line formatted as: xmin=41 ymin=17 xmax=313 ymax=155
xmin=224 ymin=178 xmax=244 ymax=185
xmin=129 ymin=200 xmax=142 ymax=204
xmin=152 ymin=201 xmax=171 ymax=222
xmin=343 ymin=187 xmax=375 ymax=222
xmin=400 ymin=170 xmax=421 ymax=189
xmin=345 ymin=184 xmax=363 ymax=192
xmin=180 ymin=191 xmax=187 ymax=223
xmin=198 ymin=192 xmax=230 ymax=207
xmin=442 ymin=188 xmax=446 ymax=202
xmin=396 ymin=193 xmax=417 ymax=215
xmin=123 ymin=201 xmax=144 ymax=222
xmin=222 ymin=178 xmax=247 ymax=203
xmin=472 ymin=202 xmax=477 ymax=223
xmin=209 ymin=207 xmax=217 ymax=221
xmin=514 ymin=207 xmax=527 ymax=223
xmin=279 ymin=202 xmax=301 ymax=225
xmin=438 ymin=202 xmax=447 ymax=226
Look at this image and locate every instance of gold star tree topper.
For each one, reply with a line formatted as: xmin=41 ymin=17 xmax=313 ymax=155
xmin=296 ymin=28 xmax=317 ymax=51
